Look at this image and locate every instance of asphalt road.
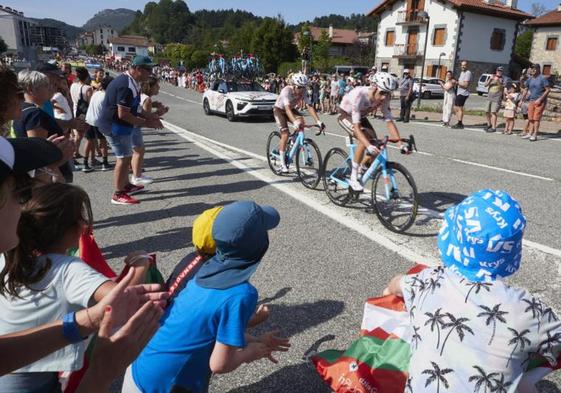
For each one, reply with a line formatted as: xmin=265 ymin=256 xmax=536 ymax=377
xmin=84 ymin=79 xmax=561 ymax=392
xmin=414 ymin=92 xmax=491 ymax=111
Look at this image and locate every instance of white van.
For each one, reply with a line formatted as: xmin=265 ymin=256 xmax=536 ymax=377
xmin=477 ymin=73 xmax=512 ymax=95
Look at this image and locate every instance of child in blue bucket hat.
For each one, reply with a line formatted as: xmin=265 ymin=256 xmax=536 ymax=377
xmin=384 ymin=189 xmax=561 ymax=392
xmin=123 ymin=201 xmax=290 ymax=393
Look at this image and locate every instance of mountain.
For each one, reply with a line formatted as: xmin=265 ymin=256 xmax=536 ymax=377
xmin=82 ymin=8 xmax=137 ymax=33
xmin=28 ymin=18 xmax=84 ymax=42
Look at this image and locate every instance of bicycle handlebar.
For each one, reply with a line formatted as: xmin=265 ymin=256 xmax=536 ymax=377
xmin=377 ymin=135 xmax=418 ymax=153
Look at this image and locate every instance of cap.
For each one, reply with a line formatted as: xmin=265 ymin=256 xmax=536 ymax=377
xmin=496 ymin=66 xmax=504 ymax=72
xmin=0 ymin=137 xmax=62 ymax=185
xmin=403 ymin=68 xmax=410 ymax=74
xmin=438 ymin=189 xmax=526 ymax=282
xmin=132 ymin=55 xmax=155 ymax=67
xmin=192 ymin=206 xmax=223 ymax=255
xmin=36 ymin=62 xmax=64 ymax=77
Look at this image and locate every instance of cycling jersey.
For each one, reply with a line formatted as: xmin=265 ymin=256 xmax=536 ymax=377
xmin=274 ymin=86 xmax=311 ymax=111
xmin=339 ymin=86 xmax=393 ymax=123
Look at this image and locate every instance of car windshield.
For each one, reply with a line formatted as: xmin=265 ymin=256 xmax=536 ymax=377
xmin=227 ymin=82 xmax=265 ymax=92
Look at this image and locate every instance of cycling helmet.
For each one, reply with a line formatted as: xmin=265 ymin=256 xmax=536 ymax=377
xmin=292 ymin=72 xmax=309 ymax=87
xmin=370 ymin=72 xmax=398 ymax=92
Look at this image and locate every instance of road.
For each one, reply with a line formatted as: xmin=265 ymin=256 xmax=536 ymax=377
xmin=415 ymin=92 xmax=490 ymax=111
xmin=85 ymin=79 xmax=561 ymax=392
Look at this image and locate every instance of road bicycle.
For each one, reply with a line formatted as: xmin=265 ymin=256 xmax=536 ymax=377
xmin=266 ymin=124 xmax=323 ymax=189
xmin=322 ymin=134 xmax=419 ymax=233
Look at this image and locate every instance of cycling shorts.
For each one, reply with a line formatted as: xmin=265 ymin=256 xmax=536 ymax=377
xmin=337 ymin=109 xmax=377 ymax=142
xmin=273 ymin=107 xmax=302 ymax=132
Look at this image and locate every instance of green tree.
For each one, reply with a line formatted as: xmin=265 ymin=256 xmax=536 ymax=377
xmin=313 ymin=30 xmax=332 ymax=72
xmin=515 ymin=30 xmax=533 ymax=60
xmin=191 ymin=49 xmax=209 ymax=68
xmin=84 ymin=44 xmax=104 ymax=56
xmin=0 ymin=37 xmax=8 ymax=53
xmin=229 ymin=21 xmax=257 ymax=56
xmin=252 ymin=17 xmax=297 ymax=73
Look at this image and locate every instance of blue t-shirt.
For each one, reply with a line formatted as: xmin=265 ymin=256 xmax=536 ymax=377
xmin=527 ymin=74 xmax=549 ymax=102
xmin=338 ymin=79 xmax=346 ymax=96
xmin=132 ymin=280 xmax=258 ymax=393
xmin=97 ymin=73 xmax=140 ymax=134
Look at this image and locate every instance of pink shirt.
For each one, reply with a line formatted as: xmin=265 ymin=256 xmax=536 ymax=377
xmin=339 ymin=86 xmax=393 ymax=123
xmin=274 ymin=86 xmax=311 ymax=110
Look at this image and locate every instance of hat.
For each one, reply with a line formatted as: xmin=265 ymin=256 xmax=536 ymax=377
xmin=196 ymin=201 xmax=280 ymax=289
xmin=438 ymin=189 xmax=526 ymax=282
xmin=36 ymin=62 xmax=64 ymax=77
xmin=496 ymin=66 xmax=504 ymax=72
xmin=403 ymin=68 xmax=410 ymax=74
xmin=0 ymin=137 xmax=62 ymax=185
xmin=192 ymin=206 xmax=223 ymax=255
xmin=132 ymin=55 xmax=155 ymax=67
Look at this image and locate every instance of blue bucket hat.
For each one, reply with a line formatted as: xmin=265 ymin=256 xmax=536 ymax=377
xmin=195 ymin=201 xmax=280 ymax=289
xmin=438 ymin=189 xmax=526 ymax=282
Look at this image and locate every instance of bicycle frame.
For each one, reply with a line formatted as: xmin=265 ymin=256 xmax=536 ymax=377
xmin=287 ymin=131 xmax=306 ymax=163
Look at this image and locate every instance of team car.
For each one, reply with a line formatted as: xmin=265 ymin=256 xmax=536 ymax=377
xmin=202 ymin=79 xmax=278 ymax=121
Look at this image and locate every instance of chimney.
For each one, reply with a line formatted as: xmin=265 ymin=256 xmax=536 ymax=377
xmin=329 ymin=25 xmax=334 ymax=39
xmin=505 ymin=0 xmax=518 ymax=8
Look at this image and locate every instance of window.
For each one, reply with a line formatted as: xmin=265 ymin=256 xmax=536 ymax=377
xmin=490 ymin=29 xmax=505 ymax=50
xmin=543 ymin=64 xmax=552 ymax=76
xmin=385 ymin=30 xmax=396 ymax=46
xmin=432 ymin=27 xmax=446 ymax=46
xmin=117 ymin=46 xmax=125 ymax=52
xmin=128 ymin=47 xmax=136 ymax=53
xmin=546 ymin=37 xmax=558 ymax=51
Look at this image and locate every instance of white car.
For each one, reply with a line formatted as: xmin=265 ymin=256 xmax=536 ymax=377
xmin=203 ymin=80 xmax=278 ymax=122
xmin=412 ymin=78 xmax=445 ymax=98
xmin=476 ymin=74 xmax=513 ymax=96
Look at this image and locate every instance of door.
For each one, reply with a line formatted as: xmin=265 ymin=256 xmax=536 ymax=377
xmin=407 ymin=31 xmax=418 ymax=55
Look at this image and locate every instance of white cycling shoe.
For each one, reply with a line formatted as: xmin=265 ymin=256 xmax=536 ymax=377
xmin=278 ymin=165 xmax=289 ymax=174
xmin=348 ymin=179 xmax=364 ymax=192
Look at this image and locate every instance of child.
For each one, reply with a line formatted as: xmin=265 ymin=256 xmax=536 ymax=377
xmin=124 ymin=201 xmax=290 ymax=393
xmin=384 ymin=189 xmax=561 ymax=392
xmin=0 ymin=182 xmax=151 ymax=392
xmin=85 ymin=76 xmax=113 ymax=171
xmin=503 ymin=83 xmax=520 ymax=135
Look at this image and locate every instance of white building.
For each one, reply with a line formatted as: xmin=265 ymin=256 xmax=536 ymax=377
xmin=0 ymin=4 xmax=36 ymax=59
xmin=108 ymin=35 xmax=150 ymax=60
xmin=92 ymin=25 xmax=117 ymax=49
xmin=368 ymin=0 xmax=531 ymax=86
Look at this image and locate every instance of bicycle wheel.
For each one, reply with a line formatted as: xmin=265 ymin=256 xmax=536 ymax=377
xmin=295 ymin=138 xmax=322 ymax=189
xmin=266 ymin=131 xmax=285 ymax=175
xmin=371 ymin=162 xmax=418 ymax=233
xmin=322 ymin=147 xmax=352 ymax=206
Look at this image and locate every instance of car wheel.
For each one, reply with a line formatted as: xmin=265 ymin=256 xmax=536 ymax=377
xmin=203 ymin=98 xmax=212 ymax=115
xmin=226 ymin=101 xmax=236 ymax=122
xmin=422 ymin=91 xmax=431 ymax=99
xmin=477 ymin=92 xmax=483 ymax=96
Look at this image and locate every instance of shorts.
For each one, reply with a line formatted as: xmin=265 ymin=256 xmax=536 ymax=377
xmin=85 ymin=126 xmax=106 ymax=141
xmin=337 ymin=109 xmax=377 ymax=142
xmin=527 ymin=101 xmax=545 ymax=121
xmin=106 ymin=132 xmax=133 ymax=158
xmin=454 ymin=94 xmax=469 ymax=107
xmin=273 ymin=107 xmax=301 ymax=132
xmin=131 ymin=127 xmax=144 ymax=149
xmin=486 ymin=100 xmax=501 ymax=114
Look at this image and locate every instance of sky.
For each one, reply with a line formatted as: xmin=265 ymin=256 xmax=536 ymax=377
xmin=2 ymin=0 xmax=559 ymax=27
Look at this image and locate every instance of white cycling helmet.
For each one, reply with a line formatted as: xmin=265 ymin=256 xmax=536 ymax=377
xmin=292 ymin=72 xmax=309 ymax=87
xmin=370 ymin=72 xmax=398 ymax=92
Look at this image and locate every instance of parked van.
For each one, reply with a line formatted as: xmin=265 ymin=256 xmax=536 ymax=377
xmin=477 ymin=73 xmax=512 ymax=95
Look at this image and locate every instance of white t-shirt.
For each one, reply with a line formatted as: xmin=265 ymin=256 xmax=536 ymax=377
xmin=70 ymin=83 xmax=92 ymax=114
xmin=51 ymin=92 xmax=73 ymax=121
xmin=339 ymin=86 xmax=393 ymax=123
xmin=274 ymin=86 xmax=311 ymax=110
xmin=85 ymin=90 xmax=106 ymax=127
xmin=330 ymin=80 xmax=339 ymax=97
xmin=0 ymin=254 xmax=109 ymax=372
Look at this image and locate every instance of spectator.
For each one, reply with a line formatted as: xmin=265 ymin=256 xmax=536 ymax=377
xmin=62 ymin=63 xmax=75 ymax=88
xmin=337 ymin=74 xmax=346 ymax=103
xmin=0 ymin=65 xmax=23 ymax=135
xmin=384 ymin=189 xmax=561 ymax=393
xmin=97 ymin=55 xmax=163 ymax=205
xmin=125 ymin=201 xmax=290 ymax=393
xmin=518 ymin=70 xmax=531 ymax=138
xmin=502 ymin=82 xmax=520 ymax=135
xmin=521 ymin=63 xmax=550 ymax=142
xmin=51 ymin=76 xmax=74 ymax=128
xmin=90 ymin=68 xmax=105 ymax=91
xmin=70 ymin=67 xmax=94 ymax=172
xmin=439 ymin=71 xmax=457 ymax=127
xmin=484 ymin=66 xmax=505 ymax=133
xmin=330 ymin=74 xmax=339 ymax=114
xmin=451 ymin=60 xmax=472 ymax=129
xmin=397 ymin=68 xmax=413 ymax=123
xmin=85 ymin=76 xmax=113 ymax=171
xmin=311 ymin=75 xmax=320 ymax=111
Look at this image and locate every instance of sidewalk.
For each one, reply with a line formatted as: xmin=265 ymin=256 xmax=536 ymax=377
xmin=409 ymin=109 xmax=561 ymax=135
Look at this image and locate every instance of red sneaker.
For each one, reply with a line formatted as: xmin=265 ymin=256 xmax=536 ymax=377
xmin=124 ymin=183 xmax=145 ymax=195
xmin=111 ymin=192 xmax=140 ymax=205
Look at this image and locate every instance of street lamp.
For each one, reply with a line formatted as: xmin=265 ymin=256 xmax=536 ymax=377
xmin=416 ymin=11 xmax=430 ymax=109
xmin=437 ymin=52 xmax=446 ymax=79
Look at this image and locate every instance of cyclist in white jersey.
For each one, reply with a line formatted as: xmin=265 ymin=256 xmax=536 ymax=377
xmin=338 ymin=72 xmax=409 ymax=191
xmin=273 ymin=72 xmax=325 ymax=173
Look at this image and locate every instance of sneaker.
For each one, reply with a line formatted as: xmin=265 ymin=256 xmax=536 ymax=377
xmin=451 ymin=123 xmax=464 ymax=129
xmin=520 ymin=134 xmax=531 ymax=139
xmin=101 ymin=162 xmax=113 ymax=171
xmin=486 ymin=128 xmax=496 ymax=133
xmin=111 ymin=192 xmax=140 ymax=205
xmin=529 ymin=136 xmax=537 ymax=142
xmin=124 ymin=183 xmax=145 ymax=195
xmin=91 ymin=159 xmax=102 ymax=167
xmin=82 ymin=164 xmax=94 ymax=173
xmin=131 ymin=175 xmax=154 ymax=185
xmin=348 ymin=179 xmax=364 ymax=192
xmin=484 ymin=125 xmax=491 ymax=131
xmin=279 ymin=165 xmax=289 ymax=174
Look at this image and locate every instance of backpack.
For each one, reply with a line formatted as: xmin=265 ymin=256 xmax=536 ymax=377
xmin=75 ymin=85 xmax=89 ymax=118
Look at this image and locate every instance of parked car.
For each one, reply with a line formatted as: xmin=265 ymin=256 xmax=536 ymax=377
xmin=412 ymin=78 xmax=445 ymax=98
xmin=476 ymin=73 xmax=512 ymax=95
xmin=202 ymin=79 xmax=278 ymax=122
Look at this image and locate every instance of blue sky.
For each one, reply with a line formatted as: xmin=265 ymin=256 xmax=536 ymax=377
xmin=4 ymin=0 xmax=559 ymax=26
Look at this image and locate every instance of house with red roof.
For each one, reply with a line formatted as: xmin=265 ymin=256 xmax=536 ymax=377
xmin=294 ymin=26 xmax=375 ymax=57
xmin=368 ymin=0 xmax=531 ymax=86
xmin=526 ymin=4 xmax=561 ymax=77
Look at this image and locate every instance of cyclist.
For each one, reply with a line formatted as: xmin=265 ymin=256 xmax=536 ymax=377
xmin=337 ymin=72 xmax=410 ymax=192
xmin=273 ymin=72 xmax=326 ymax=173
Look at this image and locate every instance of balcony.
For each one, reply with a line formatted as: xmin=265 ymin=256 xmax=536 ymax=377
xmin=393 ymin=44 xmax=422 ymax=58
xmin=396 ymin=10 xmax=427 ymax=25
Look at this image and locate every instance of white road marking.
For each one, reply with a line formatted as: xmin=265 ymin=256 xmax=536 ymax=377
xmin=451 ymin=158 xmax=554 ymax=181
xmin=162 ymin=120 xmax=561 ymax=261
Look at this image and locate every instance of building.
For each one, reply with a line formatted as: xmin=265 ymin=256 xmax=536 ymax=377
xmin=108 ymin=35 xmax=150 ymax=60
xmin=92 ymin=25 xmax=117 ymax=49
xmin=368 ymin=0 xmax=531 ymax=86
xmin=295 ymin=26 xmax=375 ymax=58
xmin=0 ymin=4 xmax=36 ymax=59
xmin=76 ymin=32 xmax=94 ymax=48
xmin=526 ymin=3 xmax=561 ymax=76
xmin=29 ymin=25 xmax=66 ymax=49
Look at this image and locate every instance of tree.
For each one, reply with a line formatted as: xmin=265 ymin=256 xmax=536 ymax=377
xmin=314 ymin=30 xmax=332 ymax=73
xmin=530 ymin=2 xmax=548 ymax=16
xmin=190 ymin=49 xmax=208 ymax=68
xmin=476 ymin=304 xmax=508 ymax=345
xmin=422 ymin=361 xmax=454 ymax=393
xmin=0 ymin=37 xmax=7 ymax=54
xmin=84 ymin=44 xmax=104 ymax=56
xmin=424 ymin=308 xmax=446 ymax=349
xmin=506 ymin=328 xmax=531 ymax=367
xmin=468 ymin=365 xmax=499 ymax=393
xmin=515 ymin=30 xmax=533 ymax=60
xmin=229 ymin=21 xmax=257 ymax=56
xmin=252 ymin=17 xmax=297 ymax=73
xmin=440 ymin=313 xmax=474 ymax=356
